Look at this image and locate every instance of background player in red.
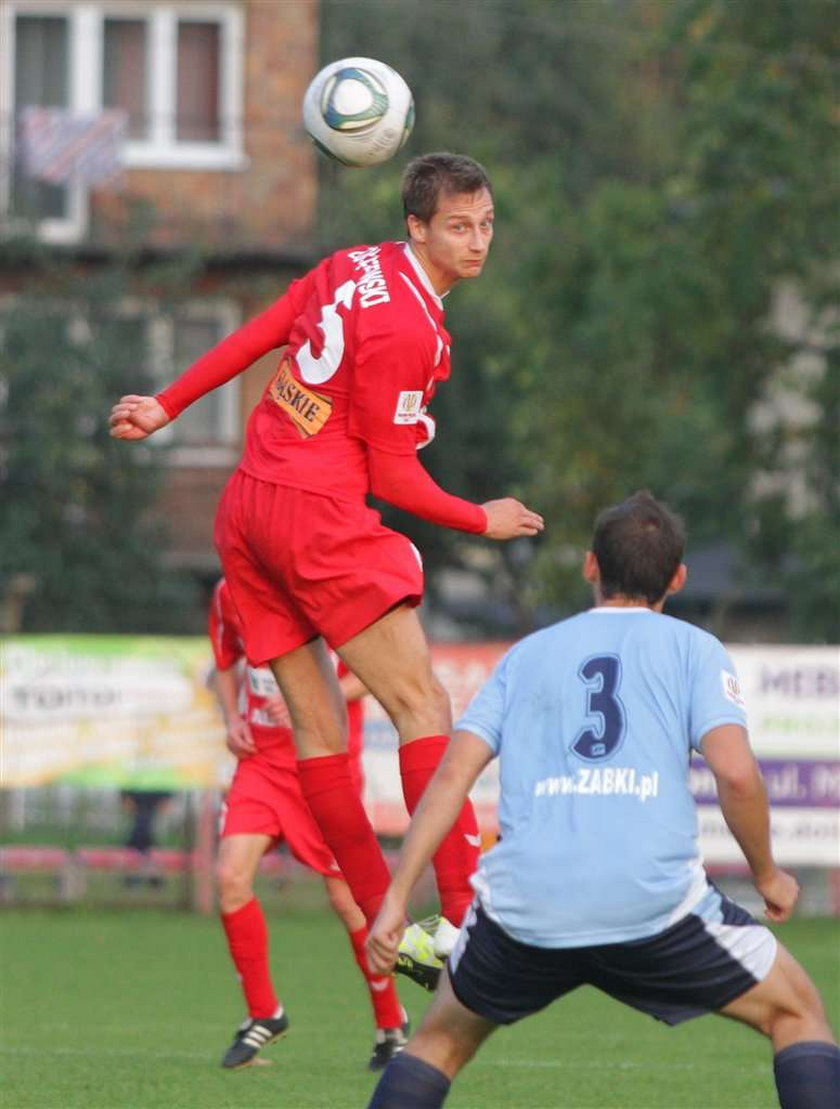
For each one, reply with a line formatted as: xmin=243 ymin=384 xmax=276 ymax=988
xmin=110 ymin=153 xmax=544 ymax=977
xmin=209 ymin=578 xmax=407 ymax=1071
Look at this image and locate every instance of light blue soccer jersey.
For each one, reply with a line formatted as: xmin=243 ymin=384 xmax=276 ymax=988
xmin=457 ymin=607 xmax=748 ymax=947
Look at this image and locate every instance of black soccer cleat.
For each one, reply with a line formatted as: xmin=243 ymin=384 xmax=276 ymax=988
xmin=220 ymin=1010 xmax=290 ymax=1069
xmin=368 ymin=1021 xmax=409 ymax=1072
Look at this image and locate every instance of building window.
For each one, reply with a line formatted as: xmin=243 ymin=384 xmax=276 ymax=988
xmin=1 ymin=296 xmax=241 ymax=463
xmin=177 ymin=21 xmax=221 ymax=143
xmin=5 ymin=13 xmax=82 ymax=239
xmin=164 ymin=309 xmax=240 ymax=456
xmin=0 ymin=3 xmax=245 ymax=241
xmin=102 ymin=18 xmax=148 ymax=141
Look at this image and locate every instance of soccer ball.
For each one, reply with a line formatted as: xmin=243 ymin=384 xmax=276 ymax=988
xmin=303 ymin=57 xmax=415 ymax=168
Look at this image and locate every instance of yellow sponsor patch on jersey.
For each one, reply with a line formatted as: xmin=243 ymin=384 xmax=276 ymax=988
xmin=268 ymin=356 xmax=332 ymax=437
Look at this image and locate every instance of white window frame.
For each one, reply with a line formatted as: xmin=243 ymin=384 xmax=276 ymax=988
xmin=0 ymin=2 xmax=246 ymax=242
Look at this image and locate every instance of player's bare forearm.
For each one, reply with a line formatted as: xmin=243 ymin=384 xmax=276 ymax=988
xmin=715 ymin=776 xmax=774 ymax=878
xmin=367 ymin=731 xmax=492 ymax=975
xmin=701 ymin=724 xmax=799 ymax=920
xmin=213 ymin=667 xmax=257 ymax=757
xmin=212 ymin=667 xmax=241 ymax=723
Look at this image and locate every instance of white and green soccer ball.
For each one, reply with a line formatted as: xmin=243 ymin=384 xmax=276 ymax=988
xmin=303 ymin=57 xmax=415 ymax=168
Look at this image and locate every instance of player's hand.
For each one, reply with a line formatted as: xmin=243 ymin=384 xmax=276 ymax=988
xmin=755 ymin=866 xmax=800 ymax=923
xmin=481 ymin=498 xmax=544 ymax=540
xmin=109 ymin=395 xmax=170 ymax=440
xmin=262 ymin=695 xmax=291 ymax=728
xmin=366 ymin=892 xmax=408 ymax=976
xmin=226 ymin=717 xmax=257 ymax=759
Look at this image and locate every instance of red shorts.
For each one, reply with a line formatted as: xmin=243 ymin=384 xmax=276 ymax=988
xmin=220 ymin=748 xmax=340 ymax=876
xmin=215 ymin=469 xmax=424 ymax=665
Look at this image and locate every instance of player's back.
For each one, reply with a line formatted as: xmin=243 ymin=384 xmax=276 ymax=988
xmin=463 ymin=607 xmax=746 ymax=947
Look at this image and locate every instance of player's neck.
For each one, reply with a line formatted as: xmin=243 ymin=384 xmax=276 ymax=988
xmin=593 ymin=594 xmax=665 ymax=613
xmin=406 ymin=241 xmax=456 ymax=297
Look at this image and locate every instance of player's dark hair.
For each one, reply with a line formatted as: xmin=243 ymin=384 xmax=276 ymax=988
xmin=402 ymin=153 xmax=492 ymax=223
xmin=591 ymin=491 xmax=685 ymax=604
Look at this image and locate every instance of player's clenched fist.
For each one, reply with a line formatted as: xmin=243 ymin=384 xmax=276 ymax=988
xmin=109 ymin=395 xmax=170 ymax=440
xmin=481 ymin=498 xmax=544 ymax=540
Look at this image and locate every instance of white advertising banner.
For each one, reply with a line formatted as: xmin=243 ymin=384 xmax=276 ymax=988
xmin=2 ymin=637 xmax=837 ymax=866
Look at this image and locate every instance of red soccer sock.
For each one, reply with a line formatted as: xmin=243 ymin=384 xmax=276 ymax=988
xmin=399 ymin=735 xmax=481 ymax=928
xmin=220 ymin=897 xmax=278 ymax=1019
xmin=297 ymin=753 xmax=391 ymax=926
xmin=348 ymin=925 xmax=404 ymax=1030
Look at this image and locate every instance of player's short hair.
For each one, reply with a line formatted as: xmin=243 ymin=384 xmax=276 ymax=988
xmin=402 ymin=153 xmax=492 ymax=223
xmin=591 ymin=491 xmax=685 ymax=604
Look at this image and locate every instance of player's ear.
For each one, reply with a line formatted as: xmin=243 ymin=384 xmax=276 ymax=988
xmin=582 ymin=551 xmax=599 ymax=584
xmin=407 ymin=213 xmax=427 ymax=244
xmin=667 ymin=563 xmax=688 ymax=597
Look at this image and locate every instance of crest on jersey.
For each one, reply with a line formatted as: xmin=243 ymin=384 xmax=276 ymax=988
xmin=394 ymin=390 xmax=423 ymax=424
xmin=721 ymin=670 xmax=745 ymax=707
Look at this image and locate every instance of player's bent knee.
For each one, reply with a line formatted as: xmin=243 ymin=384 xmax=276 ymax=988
xmin=215 ymin=859 xmax=253 ymax=908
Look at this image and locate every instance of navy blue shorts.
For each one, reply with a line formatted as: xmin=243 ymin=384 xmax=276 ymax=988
xmin=447 ymin=890 xmax=777 ymax=1027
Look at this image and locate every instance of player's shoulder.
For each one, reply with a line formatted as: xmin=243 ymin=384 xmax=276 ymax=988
xmin=656 ymin=611 xmax=726 ymax=651
xmin=504 ymin=616 xmax=585 ymax=666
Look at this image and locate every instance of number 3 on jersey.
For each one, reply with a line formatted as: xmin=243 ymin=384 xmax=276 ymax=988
xmin=572 ymin=655 xmax=626 ymax=762
xmin=297 ymin=280 xmax=356 ymax=385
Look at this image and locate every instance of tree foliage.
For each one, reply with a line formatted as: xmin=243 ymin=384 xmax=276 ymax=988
xmin=0 ymin=241 xmax=201 ymax=631
xmin=319 ymin=0 xmax=838 ymax=639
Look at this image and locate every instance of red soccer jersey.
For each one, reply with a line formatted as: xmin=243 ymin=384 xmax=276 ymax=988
xmin=240 ymin=240 xmax=451 ymax=499
xmin=157 ymin=242 xmax=485 ymax=533
xmin=209 ymin=579 xmax=364 ymax=761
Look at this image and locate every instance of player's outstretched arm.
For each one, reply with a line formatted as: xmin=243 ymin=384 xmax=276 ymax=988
xmin=212 ymin=667 xmax=257 ymax=758
xmin=367 ymin=730 xmax=492 ymax=975
xmin=109 ymin=395 xmax=170 ymax=440
xmin=367 ymin=447 xmax=544 ymax=538
xmin=701 ymin=724 xmax=799 ymax=922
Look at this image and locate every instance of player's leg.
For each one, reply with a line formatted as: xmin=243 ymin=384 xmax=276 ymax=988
xmin=322 ymin=875 xmax=409 ymax=1071
xmin=719 ymin=943 xmax=839 ymax=1108
xmin=367 ymin=969 xmax=497 ymax=1108
xmin=338 ymin=604 xmax=481 ymax=943
xmin=267 ymin=640 xmax=392 ymax=926
xmin=216 ymin=832 xmax=289 ymax=1069
xmin=587 ymin=884 xmax=839 ymax=1109
xmin=268 ymin=760 xmax=407 ymax=1069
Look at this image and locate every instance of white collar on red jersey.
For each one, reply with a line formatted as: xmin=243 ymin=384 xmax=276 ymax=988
xmin=401 ymin=242 xmax=446 ymax=307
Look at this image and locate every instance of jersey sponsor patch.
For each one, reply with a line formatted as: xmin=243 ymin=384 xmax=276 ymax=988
xmin=394 ymin=390 xmax=423 ymax=424
xmin=268 ymin=356 xmax=332 ymax=437
xmin=721 ymin=669 xmax=745 ymax=707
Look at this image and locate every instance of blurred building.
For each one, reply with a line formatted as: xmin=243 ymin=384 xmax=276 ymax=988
xmin=0 ymin=0 xmax=319 ymax=580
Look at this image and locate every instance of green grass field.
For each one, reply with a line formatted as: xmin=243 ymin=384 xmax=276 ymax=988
xmin=1 ymin=904 xmax=837 ymax=1109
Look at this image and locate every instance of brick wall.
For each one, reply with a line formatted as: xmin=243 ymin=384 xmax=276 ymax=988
xmin=91 ymin=0 xmax=319 ymax=252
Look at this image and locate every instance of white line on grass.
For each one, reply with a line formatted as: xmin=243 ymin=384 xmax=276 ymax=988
xmin=0 ymin=1045 xmax=211 ymax=1063
xmin=474 ymin=1057 xmax=767 ymax=1074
